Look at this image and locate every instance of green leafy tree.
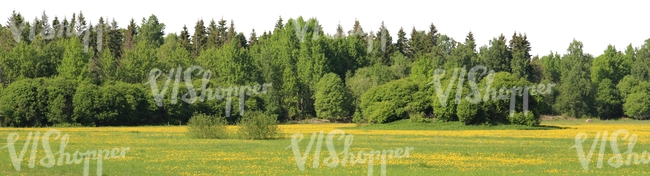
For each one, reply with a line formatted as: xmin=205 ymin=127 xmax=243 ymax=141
xmin=595 ymin=78 xmax=622 ymax=119
xmin=555 ymin=40 xmax=594 ymax=118
xmin=137 ymin=14 xmax=165 ymax=48
xmin=622 ymin=81 xmax=650 ymax=119
xmin=480 ymin=35 xmax=511 ymax=72
xmin=58 ymin=37 xmax=89 ymax=80
xmin=314 ymin=73 xmax=351 ymax=121
xmin=631 ymin=39 xmax=650 ymax=80
xmin=591 ymin=45 xmax=626 ymax=84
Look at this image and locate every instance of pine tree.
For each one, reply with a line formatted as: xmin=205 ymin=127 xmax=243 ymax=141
xmin=123 ymin=18 xmax=137 ymax=50
xmin=60 ymin=17 xmax=69 ymax=38
xmin=375 ymin=21 xmax=393 ymax=64
xmin=348 ymin=19 xmax=365 ymax=39
xmin=51 ymin=16 xmax=60 ymax=39
xmin=227 ymin=20 xmax=236 ymax=43
xmin=138 ymin=14 xmax=165 ymax=48
xmin=107 ymin=19 xmax=123 ymax=59
xmin=68 ymin=13 xmax=76 ymax=36
xmin=217 ymin=18 xmax=228 ymax=46
xmin=427 ymin=23 xmax=438 ymax=47
xmin=179 ymin=25 xmax=192 ymax=53
xmin=206 ymin=19 xmax=219 ymax=48
xmin=408 ymin=27 xmax=423 ymax=57
xmin=466 ymin=31 xmax=479 ymax=65
xmin=192 ymin=19 xmax=207 ymax=57
xmin=75 ymin=11 xmax=87 ymax=36
xmin=7 ymin=10 xmax=26 ymax=43
xmin=274 ymin=16 xmax=283 ymax=31
xmin=509 ymin=32 xmax=532 ymax=80
xmin=249 ymin=29 xmax=258 ymax=46
xmin=335 ymin=23 xmax=344 ymax=38
xmin=40 ymin=11 xmax=55 ymax=40
xmin=396 ymin=27 xmax=409 ymax=57
xmin=481 ymin=34 xmax=511 ymax=72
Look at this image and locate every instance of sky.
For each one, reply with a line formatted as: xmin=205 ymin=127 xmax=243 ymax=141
xmin=2 ymin=0 xmax=648 ymax=56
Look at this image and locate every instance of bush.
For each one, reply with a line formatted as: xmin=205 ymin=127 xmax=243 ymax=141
xmin=456 ymin=98 xmax=485 ymax=125
xmin=360 ymin=78 xmax=421 ymax=123
xmin=0 ymin=78 xmax=49 ymax=127
xmin=187 ymin=113 xmax=229 ymax=139
xmin=362 ymin=101 xmax=397 ymax=124
xmin=237 ymin=111 xmax=279 ymax=140
xmin=409 ymin=112 xmax=430 ymax=123
xmin=314 ymin=73 xmax=352 ymax=121
xmin=623 ymin=92 xmax=650 ymax=120
xmin=509 ymin=111 xmax=539 ymax=126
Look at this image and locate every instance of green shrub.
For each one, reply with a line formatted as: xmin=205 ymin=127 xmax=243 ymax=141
xmin=187 ymin=113 xmax=229 ymax=139
xmin=362 ymin=101 xmax=397 ymax=124
xmin=360 ymin=78 xmax=421 ymax=123
xmin=456 ymin=99 xmax=484 ymax=125
xmin=409 ymin=112 xmax=430 ymax=123
xmin=509 ymin=111 xmax=539 ymax=126
xmin=237 ymin=111 xmax=279 ymax=140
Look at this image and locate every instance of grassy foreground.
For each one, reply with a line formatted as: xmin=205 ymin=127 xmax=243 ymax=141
xmin=1 ymin=120 xmax=650 ymax=175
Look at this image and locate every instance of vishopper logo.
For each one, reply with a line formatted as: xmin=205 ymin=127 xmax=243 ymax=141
xmin=147 ymin=65 xmax=272 ymax=117
xmin=287 ymin=129 xmax=414 ymax=176
xmin=571 ymin=129 xmax=650 ymax=171
xmin=1 ymin=129 xmax=130 ymax=176
xmin=8 ymin=14 xmax=114 ymax=53
xmin=427 ymin=65 xmax=556 ymax=117
xmin=288 ymin=18 xmax=388 ymax=54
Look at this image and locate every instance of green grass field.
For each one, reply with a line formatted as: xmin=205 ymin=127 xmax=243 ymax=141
xmin=1 ymin=120 xmax=650 ymax=175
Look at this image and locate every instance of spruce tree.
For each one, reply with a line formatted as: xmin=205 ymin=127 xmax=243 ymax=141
xmin=249 ymin=29 xmax=258 ymax=46
xmin=217 ymin=18 xmax=228 ymax=46
xmin=396 ymin=27 xmax=409 ymax=57
xmin=123 ymin=18 xmax=137 ymax=50
xmin=192 ymin=19 xmax=207 ymax=57
xmin=207 ymin=19 xmax=218 ymax=48
xmin=179 ymin=25 xmax=192 ymax=53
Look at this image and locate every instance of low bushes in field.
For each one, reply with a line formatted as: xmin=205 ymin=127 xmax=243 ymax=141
xmin=187 ymin=113 xmax=229 ymax=139
xmin=186 ymin=111 xmax=280 ymax=140
xmin=237 ymin=111 xmax=279 ymax=140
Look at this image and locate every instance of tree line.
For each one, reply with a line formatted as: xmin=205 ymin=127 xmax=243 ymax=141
xmin=0 ymin=10 xmax=648 ymax=127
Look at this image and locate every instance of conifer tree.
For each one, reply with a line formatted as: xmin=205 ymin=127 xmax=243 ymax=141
xmin=192 ymin=19 xmax=207 ymax=57
xmin=179 ymin=25 xmax=192 ymax=53
xmin=249 ymin=29 xmax=258 ymax=46
xmin=123 ymin=19 xmax=137 ymax=51
xmin=207 ymin=19 xmax=219 ymax=48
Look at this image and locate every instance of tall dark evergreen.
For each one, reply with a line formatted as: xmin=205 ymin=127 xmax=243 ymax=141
xmin=207 ymin=19 xmax=219 ymax=48
xmin=509 ymin=32 xmax=532 ymax=80
xmin=274 ymin=16 xmax=283 ymax=31
xmin=335 ymin=23 xmax=344 ymax=38
xmin=396 ymin=27 xmax=409 ymax=57
xmin=217 ymin=18 xmax=228 ymax=47
xmin=123 ymin=18 xmax=137 ymax=50
xmin=192 ymin=19 xmax=207 ymax=57
xmin=226 ymin=20 xmax=236 ymax=43
xmin=249 ymin=29 xmax=258 ymax=46
xmin=75 ymin=11 xmax=87 ymax=36
xmin=106 ymin=19 xmax=123 ymax=59
xmin=179 ymin=25 xmax=192 ymax=53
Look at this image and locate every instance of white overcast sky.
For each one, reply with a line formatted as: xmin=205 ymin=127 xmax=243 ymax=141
xmin=2 ymin=0 xmax=648 ymax=56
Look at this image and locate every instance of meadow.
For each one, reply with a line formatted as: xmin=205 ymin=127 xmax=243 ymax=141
xmin=1 ymin=119 xmax=650 ymax=176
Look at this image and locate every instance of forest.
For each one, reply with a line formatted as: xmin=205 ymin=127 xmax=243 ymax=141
xmin=0 ymin=10 xmax=649 ymax=127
